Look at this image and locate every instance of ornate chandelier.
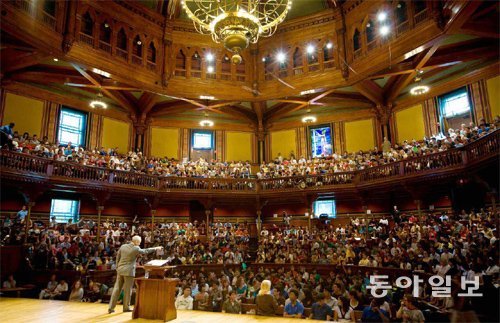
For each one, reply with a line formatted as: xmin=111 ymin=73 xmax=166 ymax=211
xmin=182 ymin=0 xmax=292 ymax=64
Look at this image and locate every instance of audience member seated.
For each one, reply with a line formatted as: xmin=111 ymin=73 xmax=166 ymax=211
xmin=39 ymin=274 xmax=58 ymax=299
xmin=222 ymin=290 xmax=242 ymax=314
xmin=175 ymin=287 xmax=193 ymax=310
xmin=361 ymin=298 xmax=390 ymax=322
xmin=310 ymin=294 xmax=333 ymax=321
xmin=2 ymin=274 xmax=16 ymax=289
xmin=255 ymin=280 xmax=278 ymax=316
xmin=69 ymin=280 xmax=84 ymax=302
xmin=283 ymin=288 xmax=304 ymax=318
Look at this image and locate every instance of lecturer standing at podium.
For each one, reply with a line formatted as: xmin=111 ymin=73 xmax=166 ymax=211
xmin=108 ymin=235 xmax=163 ymax=314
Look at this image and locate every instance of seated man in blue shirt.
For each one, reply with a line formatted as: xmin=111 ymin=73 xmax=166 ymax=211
xmin=310 ymin=294 xmax=333 ymax=320
xmin=362 ymin=298 xmax=390 ymax=322
xmin=16 ymin=205 xmax=28 ymax=223
xmin=283 ymin=289 xmax=304 ymax=318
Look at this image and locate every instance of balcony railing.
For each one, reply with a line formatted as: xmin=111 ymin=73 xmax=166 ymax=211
xmin=0 ymin=130 xmax=498 ymax=193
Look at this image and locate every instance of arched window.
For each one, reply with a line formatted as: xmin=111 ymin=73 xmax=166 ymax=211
xmin=191 ymin=51 xmax=201 ymax=71
xmin=307 ymin=45 xmax=318 ymax=66
xmin=148 ymin=43 xmax=156 ymax=63
xmin=116 ymin=28 xmax=127 ymax=50
xmin=264 ymin=54 xmax=273 ymax=80
xmin=43 ymin=0 xmax=56 ymax=16
xmin=414 ymin=0 xmax=426 ymax=13
xmin=366 ymin=20 xmax=375 ymax=44
xmin=176 ymin=50 xmax=186 ymax=69
xmin=323 ymin=42 xmax=334 ymax=62
xmin=236 ymin=57 xmax=245 ymax=81
xmin=99 ymin=22 xmax=111 ymax=43
xmin=353 ymin=29 xmax=361 ymax=51
xmin=293 ymin=47 xmax=303 ymax=68
xmin=222 ymin=54 xmax=231 ymax=73
xmin=81 ymin=12 xmax=93 ymax=36
xmin=395 ymin=1 xmax=408 ymax=25
xmin=132 ymin=35 xmax=143 ymax=57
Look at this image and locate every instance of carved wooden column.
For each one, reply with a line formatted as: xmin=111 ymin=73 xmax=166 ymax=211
xmin=151 ymin=209 xmax=157 ymax=227
xmin=256 ymin=130 xmax=266 ymax=163
xmin=376 ymin=104 xmax=393 ymax=147
xmin=24 ymin=201 xmax=35 ymax=244
xmin=90 ymin=191 xmax=110 ymax=242
xmin=335 ymin=8 xmax=348 ymax=80
xmin=144 ymin=195 xmax=161 ymax=230
xmin=256 ymin=210 xmax=262 ymax=233
xmin=62 ymin=0 xmax=77 ymax=53
xmin=205 ymin=209 xmax=210 ymax=236
xmin=133 ymin=121 xmax=148 ymax=152
xmin=96 ymin=205 xmax=104 ymax=241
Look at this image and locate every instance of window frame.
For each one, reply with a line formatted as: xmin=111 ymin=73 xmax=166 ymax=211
xmin=50 ymin=199 xmax=80 ymax=223
xmin=57 ymin=107 xmax=88 ymax=147
xmin=308 ymin=124 xmax=334 ymax=158
xmin=438 ymin=87 xmax=474 ymax=133
xmin=313 ymin=199 xmax=337 ymax=218
xmin=191 ymin=130 xmax=214 ymax=150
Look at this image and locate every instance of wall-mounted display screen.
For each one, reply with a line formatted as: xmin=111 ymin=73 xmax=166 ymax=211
xmin=310 ymin=126 xmax=332 ymax=157
xmin=313 ymin=199 xmax=336 ymax=218
xmin=192 ymin=131 xmax=213 ymax=149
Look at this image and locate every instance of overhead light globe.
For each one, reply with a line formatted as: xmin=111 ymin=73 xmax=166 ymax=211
xmin=277 ymin=51 xmax=286 ymax=63
xmin=306 ymin=45 xmax=315 ymax=54
xmin=377 ymin=11 xmax=387 ymax=22
xmin=302 ymin=115 xmax=317 ymax=123
xmin=199 ymin=119 xmax=214 ymax=127
xmin=207 ymin=66 xmax=214 ymax=73
xmin=326 ymin=42 xmax=333 ymax=49
xmin=380 ymin=25 xmax=390 ymax=36
xmin=410 ymin=85 xmax=430 ymax=96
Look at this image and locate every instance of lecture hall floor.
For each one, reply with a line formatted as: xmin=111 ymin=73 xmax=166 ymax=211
xmin=0 ymin=298 xmax=329 ymax=323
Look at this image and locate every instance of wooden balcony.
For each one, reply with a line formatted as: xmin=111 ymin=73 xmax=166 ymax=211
xmin=1 ymin=130 xmax=498 ymax=200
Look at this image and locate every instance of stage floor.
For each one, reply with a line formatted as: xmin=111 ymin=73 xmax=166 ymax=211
xmin=0 ymin=298 xmax=330 ymax=322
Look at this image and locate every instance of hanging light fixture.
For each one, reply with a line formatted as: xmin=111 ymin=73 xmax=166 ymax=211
xmin=199 ymin=113 xmax=214 ymax=127
xmin=302 ymin=109 xmax=316 ymax=123
xmin=410 ymin=71 xmax=430 ymax=96
xmin=410 ymin=85 xmax=429 ymax=96
xmin=182 ymin=0 xmax=292 ymax=64
xmin=89 ymin=92 xmax=107 ymax=109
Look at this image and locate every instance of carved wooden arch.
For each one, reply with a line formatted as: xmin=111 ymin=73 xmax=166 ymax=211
xmin=147 ymin=39 xmax=159 ymax=63
xmin=291 ymin=45 xmax=304 ymax=68
xmin=131 ymin=33 xmax=144 ymax=57
xmin=319 ymin=36 xmax=335 ymax=54
xmin=174 ymin=46 xmax=188 ymax=70
xmin=350 ymin=22 xmax=363 ymax=54
xmin=75 ymin=5 xmax=98 ymax=41
xmin=96 ymin=16 xmax=115 ymax=44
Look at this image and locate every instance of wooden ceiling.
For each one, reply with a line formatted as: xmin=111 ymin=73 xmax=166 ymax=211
xmin=0 ymin=0 xmax=498 ymax=130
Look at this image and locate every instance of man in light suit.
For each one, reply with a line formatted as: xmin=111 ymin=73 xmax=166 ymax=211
xmin=108 ymin=235 xmax=162 ymax=313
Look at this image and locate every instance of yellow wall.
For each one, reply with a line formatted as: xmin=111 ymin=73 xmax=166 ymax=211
xmin=271 ymin=129 xmax=297 ymax=159
xmin=395 ymin=104 xmax=425 ymax=142
xmin=3 ymin=92 xmax=44 ymax=136
xmin=101 ymin=117 xmax=130 ymax=153
xmin=225 ymin=131 xmax=252 ymax=161
xmin=487 ymin=76 xmax=500 ymax=119
xmin=344 ymin=118 xmax=375 ymax=152
xmin=150 ymin=127 xmax=179 ymax=159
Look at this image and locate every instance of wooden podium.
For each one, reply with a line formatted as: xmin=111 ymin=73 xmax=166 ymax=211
xmin=133 ymin=264 xmax=179 ymax=322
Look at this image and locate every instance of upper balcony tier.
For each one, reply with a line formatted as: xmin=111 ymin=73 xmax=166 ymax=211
xmin=1 ymin=130 xmax=498 ymax=203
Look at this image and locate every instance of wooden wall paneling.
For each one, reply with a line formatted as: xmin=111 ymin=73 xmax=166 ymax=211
xmin=0 ymin=89 xmax=5 ymax=124
xmin=469 ymin=80 xmax=492 ymax=123
xmin=181 ymin=128 xmax=189 ymax=159
xmin=216 ymin=130 xmax=224 ymax=161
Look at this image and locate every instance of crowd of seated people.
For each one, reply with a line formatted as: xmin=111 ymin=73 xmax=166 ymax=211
xmin=1 ymin=215 xmax=250 ymax=273
xmin=2 ymin=205 xmax=498 ymax=322
xmin=0 ymin=118 xmax=497 ymax=180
